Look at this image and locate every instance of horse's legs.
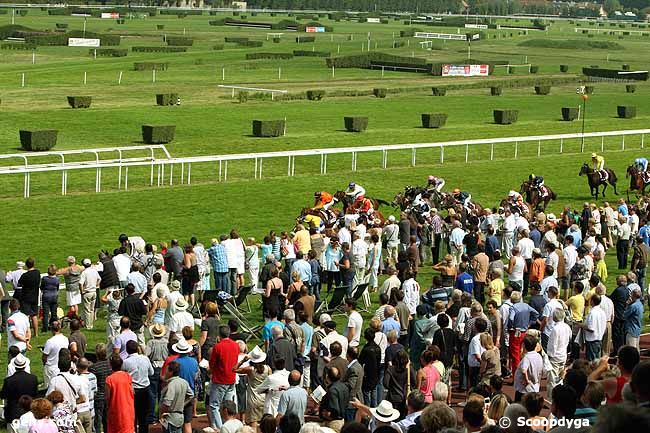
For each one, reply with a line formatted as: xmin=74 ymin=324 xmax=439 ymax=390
xmin=601 ymin=183 xmax=607 ymax=197
xmin=611 ymin=181 xmax=618 ymax=195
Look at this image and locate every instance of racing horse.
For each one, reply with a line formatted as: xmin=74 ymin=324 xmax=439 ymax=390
xmin=579 ymin=163 xmax=618 ymax=198
xmin=440 ymin=194 xmax=483 ymax=224
xmin=626 ymin=165 xmax=650 ymax=196
xmin=298 ymin=207 xmax=341 ymax=228
xmin=333 ymin=190 xmax=392 ymax=214
xmin=498 ymin=198 xmax=532 ymax=217
xmin=519 ymin=181 xmax=557 ymax=211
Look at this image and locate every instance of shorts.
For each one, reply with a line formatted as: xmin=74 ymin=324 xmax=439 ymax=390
xmin=183 ymin=398 xmax=195 ymax=424
xmin=21 ymin=301 xmax=38 ymax=317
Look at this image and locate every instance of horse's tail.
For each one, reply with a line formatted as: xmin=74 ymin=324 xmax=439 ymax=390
xmin=609 ymin=169 xmax=618 ymax=184
xmin=549 ymin=187 xmax=557 ymax=200
xmin=375 ymin=198 xmax=392 ymax=208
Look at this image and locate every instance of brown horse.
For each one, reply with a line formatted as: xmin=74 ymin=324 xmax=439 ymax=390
xmin=299 ymin=207 xmax=340 ymax=228
xmin=579 ymin=163 xmax=618 ymax=198
xmin=626 ymin=165 xmax=650 ymax=196
xmin=498 ymin=198 xmax=532 ymax=217
xmin=519 ymin=181 xmax=557 ymax=211
xmin=333 ymin=190 xmax=392 ymax=213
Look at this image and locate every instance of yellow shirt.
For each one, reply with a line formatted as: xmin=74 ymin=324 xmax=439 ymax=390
xmin=567 ymin=294 xmax=585 ymax=322
xmin=488 ymin=278 xmax=504 ymax=306
xmin=596 ymin=260 xmax=608 ymax=283
xmin=294 ymin=229 xmax=311 ymax=255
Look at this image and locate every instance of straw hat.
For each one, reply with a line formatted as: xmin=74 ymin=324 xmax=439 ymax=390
xmin=149 ymin=323 xmax=167 ymax=338
xmin=175 ymin=298 xmax=189 ymax=311
xmin=249 ymin=346 xmax=267 ymax=364
xmin=172 ymin=339 xmax=192 ymax=354
xmin=370 ymin=400 xmax=401 ymax=423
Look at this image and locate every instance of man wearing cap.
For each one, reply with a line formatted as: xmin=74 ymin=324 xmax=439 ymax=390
xmin=0 ymin=353 xmax=38 ymax=423
xmin=351 ymin=399 xmax=401 ymax=432
xmin=382 ymin=216 xmax=400 ymax=266
xmin=170 ymin=297 xmax=195 ymax=339
xmin=118 ymin=283 xmax=147 ymax=348
xmin=80 ymin=258 xmax=101 ymax=330
xmin=42 ymin=321 xmax=69 ymax=387
xmin=123 ymin=340 xmax=154 ymax=433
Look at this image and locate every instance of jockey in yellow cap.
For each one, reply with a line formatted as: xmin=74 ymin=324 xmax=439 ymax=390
xmin=591 ymin=153 xmax=606 ymax=181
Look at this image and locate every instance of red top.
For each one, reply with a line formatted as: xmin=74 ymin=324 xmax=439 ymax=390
xmin=607 ymin=375 xmax=627 ymax=404
xmin=106 ymin=371 xmax=135 ymax=433
xmin=210 ymin=337 xmax=240 ymax=385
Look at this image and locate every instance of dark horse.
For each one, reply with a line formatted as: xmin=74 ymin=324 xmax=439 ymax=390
xmin=626 ymin=165 xmax=650 ymax=196
xmin=579 ymin=163 xmax=618 ymax=198
xmin=333 ymin=190 xmax=392 ymax=213
xmin=519 ymin=181 xmax=557 ymax=211
xmin=299 ymin=207 xmax=341 ymax=228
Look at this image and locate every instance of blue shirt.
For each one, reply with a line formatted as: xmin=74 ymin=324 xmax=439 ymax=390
xmin=300 ymin=322 xmax=314 ymax=357
xmin=529 ymin=228 xmax=542 ymax=248
xmin=618 ymin=204 xmax=629 ymax=216
xmin=571 ymin=230 xmax=582 ymax=248
xmin=291 ymin=260 xmax=312 ymax=285
xmin=381 ymin=318 xmax=401 ymax=336
xmin=624 ymin=300 xmax=644 ymax=338
xmin=508 ymin=302 xmax=539 ymax=331
xmin=208 ymin=244 xmax=229 ymax=273
xmin=485 ymin=235 xmax=500 ymax=259
xmin=175 ymin=354 xmax=199 ymax=391
xmin=262 ymin=320 xmax=284 ymax=342
xmin=639 ymin=224 xmax=650 ymax=246
xmin=455 ymin=272 xmax=474 ymax=294
xmin=127 ymin=272 xmax=147 ymax=294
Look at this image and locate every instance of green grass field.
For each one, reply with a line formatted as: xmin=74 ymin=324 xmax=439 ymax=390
xmin=0 ymin=8 xmax=649 ymax=390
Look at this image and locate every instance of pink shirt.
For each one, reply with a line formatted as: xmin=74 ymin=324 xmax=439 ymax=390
xmin=29 ymin=419 xmax=58 ymax=433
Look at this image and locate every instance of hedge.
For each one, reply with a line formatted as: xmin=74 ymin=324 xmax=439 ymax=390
xmin=90 ymin=48 xmax=127 ymax=57
xmin=133 ymin=46 xmax=187 ymax=53
xmin=582 ymin=67 xmax=648 ymax=81
xmin=561 ymin=107 xmax=578 ymax=121
xmin=224 ymin=37 xmax=249 ymax=43
xmin=431 ymin=87 xmax=447 ymax=96
xmin=293 ymin=50 xmax=330 ymax=57
xmin=55 ymin=23 xmax=68 ymax=29
xmin=48 ymin=9 xmax=68 ymax=15
xmin=273 ymin=38 xmax=280 ymax=43
xmin=530 ymin=65 xmax=539 ymax=74
xmin=209 ymin=19 xmax=226 ymax=26
xmin=534 ymin=86 xmax=551 ymax=95
xmin=134 ymin=62 xmax=168 ymax=71
xmin=344 ymin=117 xmax=368 ymax=132
xmin=238 ymin=41 xmax=263 ymax=47
xmin=2 ymin=43 xmax=36 ymax=50
xmin=167 ymin=37 xmax=193 ymax=46
xmin=617 ymin=106 xmax=636 ymax=119
xmin=26 ymin=30 xmax=120 ymax=46
xmin=117 ymin=19 xmax=125 ymax=24
xmin=213 ymin=44 xmax=224 ymax=50
xmin=157 ymin=25 xmax=165 ymax=30
xmin=493 ymin=110 xmax=519 ymax=124
xmin=252 ymin=120 xmax=285 ymax=137
xmin=142 ymin=125 xmax=175 ymax=144
xmin=17 ymin=10 xmax=28 ymax=17
xmin=560 ymin=64 xmax=569 ymax=73
xmin=296 ymin=36 xmax=316 ymax=43
xmin=373 ymin=88 xmax=387 ymax=98
xmin=626 ymin=85 xmax=636 ymax=93
xmin=421 ymin=113 xmax=447 ymax=129
xmin=306 ymin=90 xmax=325 ymax=101
xmin=19 ymin=130 xmax=58 ymax=151
xmin=490 ymin=86 xmax=502 ymax=96
xmin=161 ymin=9 xmax=202 ymax=15
xmin=67 ymin=96 xmax=92 ymax=109
xmin=246 ymin=52 xmax=293 ymax=60
xmin=622 ymin=64 xmax=630 ymax=71
xmin=584 ymin=86 xmax=595 ymax=94
xmin=156 ymin=94 xmax=179 ymax=106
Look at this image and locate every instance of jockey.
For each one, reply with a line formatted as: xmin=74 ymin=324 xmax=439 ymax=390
xmin=345 ymin=182 xmax=366 ymax=200
xmin=426 ymin=175 xmax=446 ymax=192
xmin=528 ymin=173 xmax=546 ymax=196
xmin=352 ymin=194 xmax=374 ymax=216
xmin=634 ymin=157 xmax=648 ymax=172
xmin=591 ymin=153 xmax=607 ymax=181
xmin=314 ymin=191 xmax=336 ymax=210
xmin=452 ymin=188 xmax=472 ymax=209
xmin=508 ymin=190 xmax=523 ymax=206
xmin=302 ymin=213 xmax=324 ymax=232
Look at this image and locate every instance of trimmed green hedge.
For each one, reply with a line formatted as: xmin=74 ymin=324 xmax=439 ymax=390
xmin=560 ymin=64 xmax=568 ymax=73
xmin=166 ymin=37 xmax=193 ymax=46
xmin=431 ymin=87 xmax=446 ymax=96
xmin=246 ymin=52 xmax=293 ymax=60
xmin=421 ymin=113 xmax=447 ymax=129
xmin=238 ymin=41 xmax=263 ymax=47
xmin=2 ymin=43 xmax=36 ymax=50
xmin=252 ymin=120 xmax=286 ymax=137
xmin=26 ymin=30 xmax=120 ymax=46
xmin=373 ymin=88 xmax=387 ymax=98
xmin=622 ymin=64 xmax=630 ymax=71
xmin=213 ymin=44 xmax=224 ymax=50
xmin=296 ymin=36 xmax=316 ymax=43
xmin=561 ymin=107 xmax=578 ymax=121
xmin=534 ymin=86 xmax=551 ymax=95
xmin=134 ymin=62 xmax=168 ymax=71
xmin=585 ymin=86 xmax=595 ymax=94
xmin=67 ymin=96 xmax=92 ymax=109
xmin=17 ymin=10 xmax=28 ymax=17
xmin=493 ymin=110 xmax=519 ymax=124
xmin=626 ymin=85 xmax=636 ymax=93
xmin=306 ymin=90 xmax=325 ymax=101
xmin=225 ymin=37 xmax=249 ymax=43
xmin=142 ymin=125 xmax=175 ymax=144
xmin=490 ymin=86 xmax=502 ymax=96
xmin=293 ymin=50 xmax=330 ymax=57
xmin=156 ymin=94 xmax=179 ymax=106
xmin=90 ymin=48 xmax=127 ymax=57
xmin=19 ymin=130 xmax=58 ymax=151
xmin=530 ymin=65 xmax=539 ymax=74
xmin=344 ymin=116 xmax=368 ymax=132
xmin=132 ymin=46 xmax=187 ymax=53
xmin=617 ymin=106 xmax=636 ymax=119
xmin=56 ymin=23 xmax=68 ymax=29
xmin=48 ymin=9 xmax=68 ymax=16
xmin=583 ymin=67 xmax=648 ymax=81
xmin=157 ymin=25 xmax=165 ymax=30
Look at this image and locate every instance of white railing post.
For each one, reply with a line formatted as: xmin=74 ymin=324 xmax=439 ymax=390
xmin=169 ymin=164 xmax=173 ymax=186
xmin=125 ymin=167 xmax=129 ymax=191
xmin=465 ymin=144 xmax=469 ymax=163
xmin=411 ymin=148 xmax=416 ymax=166
xmin=219 ymin=161 xmax=222 ymax=182
xmin=514 ymin=142 xmax=518 ymax=159
xmin=181 ymin=162 xmax=185 ymax=185
xmin=254 ymin=158 xmax=258 ymax=180
xmin=560 ymin=138 xmax=563 ymax=153
xmin=259 ymin=158 xmax=263 ymax=179
xmin=622 ymin=135 xmax=625 ymax=150
xmin=288 ymin=156 xmax=292 ymax=176
xmin=188 ymin=163 xmax=192 ymax=184
xmin=98 ymin=168 xmax=102 ymax=192
xmin=642 ymin=134 xmax=645 ymax=149
xmin=324 ymin=155 xmax=328 ymax=174
xmin=224 ymin=161 xmax=228 ymax=181
xmin=440 ymin=146 xmax=444 ymax=164
xmin=537 ymin=140 xmax=541 ymax=157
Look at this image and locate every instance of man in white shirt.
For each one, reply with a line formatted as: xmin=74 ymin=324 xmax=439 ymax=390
xmin=539 ymin=267 xmax=559 ymax=301
xmin=502 ymin=210 xmax=517 ymax=259
xmin=321 ymin=322 xmax=348 ymax=357
xmin=562 ymin=236 xmax=578 ymax=298
xmin=545 ymin=244 xmax=559 ymax=278
xmin=595 ymin=285 xmax=614 ymax=356
xmin=581 ymin=294 xmax=607 ymax=362
xmin=351 ymin=232 xmax=369 ymax=290
xmin=402 ymin=273 xmax=421 ymax=315
xmin=80 ymin=258 xmax=101 ymax=330
xmin=256 ymin=357 xmax=290 ymax=417
xmin=382 ymin=216 xmax=400 ymax=266
xmin=112 ymin=249 xmax=132 ymax=287
xmin=467 ymin=319 xmax=488 ymax=387
xmin=379 ymin=266 xmax=401 ymax=300
xmin=42 ymin=321 xmax=69 ymax=387
xmin=76 ymin=358 xmax=96 ymax=433
xmin=127 ymin=263 xmax=147 ymax=296
xmin=170 ymin=298 xmax=195 ymax=338
xmin=516 ymin=230 xmax=534 ymax=262
xmin=546 ymin=308 xmax=572 ymax=398
xmin=449 ymin=221 xmax=466 ymax=266
xmin=47 ymin=356 xmax=86 ymax=410
xmin=6 ymin=299 xmax=30 ymax=353
xmin=540 ymin=287 xmax=563 ymax=350
xmin=344 ymin=299 xmax=363 ymax=348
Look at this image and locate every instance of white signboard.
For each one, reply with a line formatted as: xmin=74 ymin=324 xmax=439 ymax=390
xmin=465 ymin=24 xmax=488 ymax=29
xmin=101 ymin=12 xmax=120 ymax=19
xmin=442 ymin=64 xmax=489 ymax=77
xmin=68 ymin=38 xmax=101 ymax=47
xmin=367 ymin=18 xmax=381 ymax=23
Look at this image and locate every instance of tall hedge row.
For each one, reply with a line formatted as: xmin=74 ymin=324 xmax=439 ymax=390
xmin=90 ymin=48 xmax=127 ymax=57
xmin=166 ymin=37 xmax=193 ymax=46
xmin=133 ymin=46 xmax=187 ymax=53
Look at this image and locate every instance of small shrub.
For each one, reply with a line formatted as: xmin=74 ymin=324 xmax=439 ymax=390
xmin=224 ymin=37 xmax=248 ymax=43
xmin=246 ymin=52 xmax=293 ymax=60
xmin=622 ymin=64 xmax=630 ymax=71
xmin=490 ymin=86 xmax=502 ymax=96
xmin=55 ymin=23 xmax=68 ymax=29
xmin=560 ymin=64 xmax=568 ymax=73
xmin=431 ymin=87 xmax=446 ymax=96
xmin=156 ymin=93 xmax=179 ymax=106
xmin=561 ymin=107 xmax=578 ymax=121
xmin=421 ymin=113 xmax=447 ymax=128
xmin=213 ymin=44 xmax=224 ymax=50
xmin=273 ymin=38 xmax=280 ymax=43
xmin=530 ymin=65 xmax=539 ymax=74
xmin=142 ymin=125 xmax=175 ymax=144
xmin=238 ymin=41 xmax=263 ymax=47
xmin=238 ymin=91 xmax=248 ymax=103
xmin=617 ymin=106 xmax=636 ymax=119
xmin=296 ymin=36 xmax=316 ymax=43
xmin=534 ymin=86 xmax=551 ymax=95
xmin=19 ymin=130 xmax=58 ymax=151
xmin=252 ymin=120 xmax=285 ymax=137
xmin=132 ymin=47 xmax=187 ymax=53
xmin=157 ymin=25 xmax=164 ymax=30
xmin=493 ymin=109 xmax=519 ymax=124
xmin=167 ymin=37 xmax=193 ymax=46
xmin=134 ymin=62 xmax=168 ymax=71
xmin=344 ymin=116 xmax=368 ymax=132
xmin=306 ymin=90 xmax=325 ymax=101
xmin=373 ymin=88 xmax=387 ymax=98
xmin=67 ymin=96 xmax=92 ymax=109
xmin=626 ymin=85 xmax=636 ymax=93
xmin=17 ymin=10 xmax=28 ymax=17
xmin=584 ymin=86 xmax=594 ymax=94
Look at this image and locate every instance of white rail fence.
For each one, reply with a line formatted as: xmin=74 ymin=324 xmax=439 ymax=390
xmin=0 ymin=129 xmax=647 ymax=199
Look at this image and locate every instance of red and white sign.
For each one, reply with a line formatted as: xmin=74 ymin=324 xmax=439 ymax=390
xmin=101 ymin=12 xmax=120 ymax=19
xmin=305 ymin=26 xmax=325 ymax=33
xmin=442 ymin=64 xmax=489 ymax=77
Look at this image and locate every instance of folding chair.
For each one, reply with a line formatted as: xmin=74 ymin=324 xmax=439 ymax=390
xmin=351 ymin=283 xmax=371 ymax=313
xmin=235 ymin=285 xmax=254 ymax=313
xmin=315 ymin=285 xmax=348 ymax=316
xmin=221 ymin=300 xmax=262 ymax=339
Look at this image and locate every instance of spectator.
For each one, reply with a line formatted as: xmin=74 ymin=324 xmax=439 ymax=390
xmin=42 ymin=321 xmax=69 ymax=386
xmin=256 ymin=358 xmax=290 ymax=417
xmin=90 ymin=343 xmax=111 ymax=433
xmin=159 ymin=361 xmax=194 ymax=433
xmin=80 ymin=258 xmax=101 ymax=329
xmin=69 ymin=319 xmax=86 ymax=361
xmin=507 ymin=291 xmax=539 ymax=377
xmin=105 ymin=355 xmax=135 ymax=433
xmin=76 ymin=358 xmax=96 ymax=433
xmin=546 ymin=308 xmax=571 ymax=399
xmin=513 ymin=335 xmax=543 ymax=401
xmin=46 ymin=350 xmax=85 ymax=410
xmin=7 ymin=299 xmax=31 ymax=354
xmin=320 ymin=367 xmax=349 ymax=432
xmin=581 ymin=294 xmax=607 ymax=361
xmin=112 ymin=316 xmax=137 ymax=360
xmin=40 ymin=264 xmax=59 ymax=333
xmin=624 ymin=287 xmax=644 ymax=350
xmin=343 ymin=347 xmax=364 ymax=421
xmin=27 ymin=398 xmax=57 ymax=433
xmin=359 ymin=327 xmax=382 ymax=407
xmin=0 ymin=353 xmax=38 ymax=424
xmin=589 ymin=345 xmax=640 ymax=404
xmin=117 ymin=283 xmax=147 ymax=347
xmin=18 ymin=258 xmax=41 ymax=336
xmin=122 ymin=340 xmax=153 ymax=433
xmin=208 ymin=325 xmax=240 ymax=429
xmin=277 ymin=370 xmax=308 ymax=424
